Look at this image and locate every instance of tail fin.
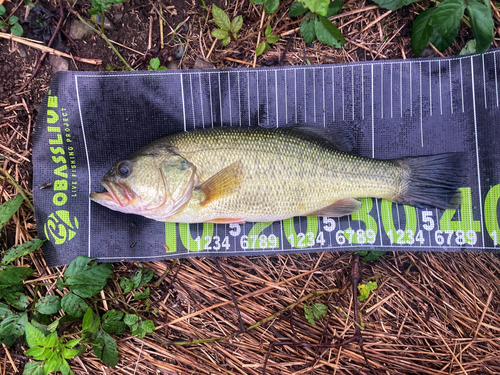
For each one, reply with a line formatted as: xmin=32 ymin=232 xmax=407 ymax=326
xmin=394 ymin=153 xmax=466 ymax=210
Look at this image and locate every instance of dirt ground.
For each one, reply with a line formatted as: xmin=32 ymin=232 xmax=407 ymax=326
xmin=2 ymin=0 xmax=500 ymax=373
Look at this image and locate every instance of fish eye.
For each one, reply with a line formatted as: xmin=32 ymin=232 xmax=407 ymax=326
xmin=117 ymin=161 xmax=132 ymax=178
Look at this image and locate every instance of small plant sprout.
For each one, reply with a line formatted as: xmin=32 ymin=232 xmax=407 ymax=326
xmin=149 ymin=57 xmax=168 ymax=71
xmin=256 ymin=25 xmax=280 ymax=56
xmin=211 ymin=4 xmax=243 ymax=46
xmin=89 ymin=0 xmax=125 ymax=32
xmin=0 ymin=5 xmax=23 ymax=37
xmin=303 ymin=301 xmax=328 ymax=325
xmin=357 ymin=281 xmax=378 ymax=302
xmin=288 ymin=0 xmax=345 ymax=48
xmin=250 ymin=0 xmax=279 ymax=14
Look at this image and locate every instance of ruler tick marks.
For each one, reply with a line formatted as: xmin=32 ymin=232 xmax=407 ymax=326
xmin=352 ymin=66 xmax=354 ymax=121
xmin=400 ymin=62 xmax=403 ymax=118
xmin=322 ymin=68 xmax=326 ymax=127
xmin=390 ymin=64 xmax=393 ymax=118
xmin=313 ymin=68 xmax=317 ymax=122
xmin=285 ymin=70 xmax=288 ymax=123
xmin=238 ymin=71 xmax=242 ymax=126
xmin=419 ymin=62 xmax=423 ymax=147
xmin=256 ymin=71 xmax=260 ymax=125
xmin=228 ymin=72 xmax=232 ymax=126
xmin=189 ymin=74 xmax=195 ymax=129
xmin=371 ymin=64 xmax=374 ymax=158
xmin=495 ymin=53 xmax=499 ymax=107
xmin=471 ymin=56 xmax=485 ymax=246
xmin=208 ymin=73 xmax=213 ymax=128
xmin=482 ymin=54 xmax=487 ymax=109
xmin=304 ymin=69 xmax=307 ymax=122
xmin=218 ymin=73 xmax=223 ymax=125
xmin=449 ymin=60 xmax=453 ymax=114
xmin=247 ymin=71 xmax=251 ymax=126
xmin=275 ymin=70 xmax=278 ymax=127
xmin=342 ymin=66 xmax=345 ymax=121
xmin=265 ymin=71 xmax=269 ymax=127
xmin=199 ymin=73 xmax=205 ymax=128
xmin=410 ymin=63 xmax=413 ymax=117
xmin=460 ymin=59 xmax=464 ymax=113
xmin=381 ymin=65 xmax=384 ymax=119
xmin=429 ymin=61 xmax=432 ymax=117
xmin=332 ymin=67 xmax=335 ymax=121
xmin=294 ymin=69 xmax=297 ymax=123
xmin=439 ymin=60 xmax=442 ymax=115
xmin=180 ymin=74 xmax=186 ymax=132
xmin=361 ymin=65 xmax=364 ymax=119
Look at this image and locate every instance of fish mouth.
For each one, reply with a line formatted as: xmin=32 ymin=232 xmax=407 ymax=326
xmin=90 ymin=180 xmax=132 ymax=207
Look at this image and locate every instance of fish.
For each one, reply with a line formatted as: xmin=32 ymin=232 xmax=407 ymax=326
xmin=90 ymin=127 xmax=465 ymax=223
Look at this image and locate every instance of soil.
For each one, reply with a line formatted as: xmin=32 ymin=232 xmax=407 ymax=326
xmin=1 ymin=0 xmax=500 ymax=373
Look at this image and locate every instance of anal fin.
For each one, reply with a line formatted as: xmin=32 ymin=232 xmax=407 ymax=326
xmin=308 ymin=198 xmax=362 ymax=217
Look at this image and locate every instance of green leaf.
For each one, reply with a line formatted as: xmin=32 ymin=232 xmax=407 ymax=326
xmin=230 ymin=15 xmax=243 ymax=34
xmin=360 ymin=250 xmax=386 ymax=263
xmin=158 ymin=66 xmax=168 ymax=70
xmin=326 ymin=0 xmax=343 ymax=17
xmin=2 ymin=239 xmax=44 ymax=265
xmin=300 ymin=16 xmax=316 ymax=45
xmin=23 ymin=0 xmax=36 ymax=6
xmin=411 ymin=8 xmax=435 ymax=57
xmin=358 ymin=281 xmax=378 ymax=302
xmin=9 ymin=16 xmax=19 ymax=25
xmin=59 ymin=359 xmax=71 ymax=375
xmin=102 ymin=310 xmax=127 ymax=335
xmin=119 ymin=277 xmax=134 ymax=294
xmin=212 ymin=4 xmax=231 ymax=30
xmin=34 ymin=296 xmax=61 ymax=315
xmin=0 ymin=302 xmax=11 ymax=319
xmin=265 ymin=24 xmax=272 ymax=37
xmin=90 ymin=0 xmax=106 ymax=12
xmin=25 ymin=322 xmax=46 ymax=348
xmin=0 ymin=266 xmax=33 ymax=288
xmin=312 ymin=302 xmax=328 ymax=320
xmin=43 ymin=332 xmax=59 ymax=347
xmin=0 ymin=21 xmax=5 ymax=28
xmin=256 ymin=41 xmax=266 ymax=56
xmin=82 ymin=308 xmax=100 ymax=334
xmin=134 ymin=287 xmax=150 ymax=300
xmin=124 ymin=313 xmax=139 ymax=326
xmin=370 ymin=0 xmax=419 ymax=11
xmin=250 ymin=0 xmax=267 ymax=4
xmin=61 ymin=293 xmax=88 ymax=318
xmin=317 ymin=16 xmax=345 ymax=46
xmin=4 ymin=292 xmax=29 ymax=309
xmin=459 ymin=39 xmax=477 ymax=55
xmin=429 ymin=26 xmax=458 ymax=52
xmin=61 ymin=346 xmax=81 ymax=359
xmin=267 ymin=34 xmax=280 ymax=44
xmin=0 ymin=194 xmax=23 ymax=231
xmin=141 ymin=320 xmax=155 ymax=333
xmin=302 ymin=0 xmax=329 ymax=15
xmin=92 ymin=329 xmax=119 ymax=367
xmin=212 ymin=28 xmax=229 ymax=39
xmin=289 ymin=2 xmax=307 ymax=17
xmin=47 ymin=317 xmax=61 ymax=333
xmin=25 ymin=346 xmax=48 ymax=360
xmin=264 ymin=0 xmax=279 ymax=14
xmin=149 ymin=57 xmax=160 ymax=70
xmin=467 ymin=0 xmax=494 ymax=54
xmin=65 ymin=338 xmax=83 ymax=348
xmin=222 ymin=36 xmax=231 ymax=46
xmin=430 ymin=0 xmax=466 ymax=36
xmin=44 ymin=351 xmax=62 ymax=374
xmin=0 ymin=312 xmax=27 ymax=345
xmin=0 ymin=5 xmax=6 ymax=16
xmin=64 ymin=257 xmax=112 ymax=298
xmin=56 ymin=277 xmax=64 ymax=292
xmin=23 ymin=361 xmax=45 ymax=375
xmin=304 ymin=304 xmax=315 ymax=325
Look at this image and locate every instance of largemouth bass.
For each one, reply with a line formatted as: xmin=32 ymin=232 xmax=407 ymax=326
xmin=90 ymin=127 xmax=464 ymax=223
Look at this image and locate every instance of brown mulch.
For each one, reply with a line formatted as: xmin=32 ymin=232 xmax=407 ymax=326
xmin=2 ymin=0 xmax=500 ymax=373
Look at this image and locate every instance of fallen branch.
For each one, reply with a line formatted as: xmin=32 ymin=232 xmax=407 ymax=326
xmin=0 ymin=32 xmax=101 ymax=65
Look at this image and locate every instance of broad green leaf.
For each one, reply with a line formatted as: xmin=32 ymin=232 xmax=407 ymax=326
xmin=64 ymin=256 xmax=94 ymax=278
xmin=23 ymin=0 xmax=36 ymax=6
xmin=326 ymin=0 xmax=343 ymax=17
xmin=141 ymin=320 xmax=155 ymax=333
xmin=131 ymin=326 xmax=146 ymax=338
xmin=303 ymin=304 xmax=315 ymax=325
xmin=0 ymin=5 xmax=5 ymax=16
xmin=43 ymin=332 xmax=59 ymax=347
xmin=102 ymin=310 xmax=126 ymax=335
xmin=459 ymin=39 xmax=477 ymax=55
xmin=256 ymin=41 xmax=266 ymax=56
xmin=4 ymin=292 xmax=29 ymax=309
xmin=0 ymin=302 xmax=11 ymax=319
xmin=467 ymin=0 xmax=494 ymax=54
xmin=34 ymin=295 xmax=61 ymax=315
xmin=61 ymin=293 xmax=88 ymax=318
xmin=23 ymin=361 xmax=45 ymax=375
xmin=370 ymin=0 xmax=419 ymax=10
xmin=267 ymin=34 xmax=280 ymax=44
xmin=130 ymin=266 xmax=153 ymax=288
xmin=312 ymin=302 xmax=328 ymax=320
xmin=44 ymin=351 xmax=62 ymax=374
xmin=25 ymin=322 xmax=46 ymax=348
xmin=134 ymin=287 xmax=150 ymax=300
xmin=250 ymin=0 xmax=267 ymax=4
xmin=430 ymin=0 xmax=466 ymax=36
xmin=9 ymin=16 xmax=19 ymax=25
xmin=411 ymin=8 xmax=435 ymax=57
xmin=64 ymin=258 xmax=112 ymax=298
xmin=119 ymin=277 xmax=134 ymax=294
xmin=317 ymin=16 xmax=345 ymax=46
xmin=302 ymin=0 xmax=329 ymax=16
xmin=222 ymin=35 xmax=230 ymax=45
xmin=212 ymin=4 xmax=231 ymax=30
xmin=2 ymin=239 xmax=44 ymax=265
xmin=264 ymin=0 xmax=279 ymax=14
xmin=59 ymin=359 xmax=72 ymax=375
xmin=429 ymin=27 xmax=458 ymax=52
xmin=11 ymin=25 xmax=23 ymax=38
xmin=358 ymin=281 xmax=378 ymax=302
xmin=56 ymin=277 xmax=64 ymax=291
xmin=92 ymin=329 xmax=119 ymax=367
xmin=0 ymin=266 xmax=33 ymax=288
xmin=25 ymin=346 xmax=47 ymax=360
xmin=265 ymin=24 xmax=272 ymax=37
xmin=300 ymin=16 xmax=316 ymax=45
xmin=82 ymin=308 xmax=100 ymax=333
xmin=65 ymin=338 xmax=83 ymax=348
xmin=149 ymin=57 xmax=160 ymax=70
xmin=289 ymin=2 xmax=307 ymax=17
xmin=124 ymin=313 xmax=139 ymax=326
xmin=0 ymin=312 xmax=27 ymax=345
xmin=90 ymin=0 xmax=106 ymax=12
xmin=47 ymin=317 xmax=61 ymax=333
xmin=361 ymin=250 xmax=386 ymax=263
xmin=0 ymin=194 xmax=23 ymax=231
xmin=212 ymin=28 xmax=229 ymax=40
xmin=230 ymin=15 xmax=243 ymax=34
xmin=61 ymin=346 xmax=81 ymax=359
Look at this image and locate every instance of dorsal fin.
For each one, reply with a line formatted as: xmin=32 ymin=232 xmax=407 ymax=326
xmin=198 ymin=161 xmax=245 ymax=206
xmin=287 ymin=126 xmax=354 ymax=152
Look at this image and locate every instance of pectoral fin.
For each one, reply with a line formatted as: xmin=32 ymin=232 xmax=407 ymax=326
xmin=308 ymin=198 xmax=362 ymax=217
xmin=199 ymin=161 xmax=244 ymax=206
